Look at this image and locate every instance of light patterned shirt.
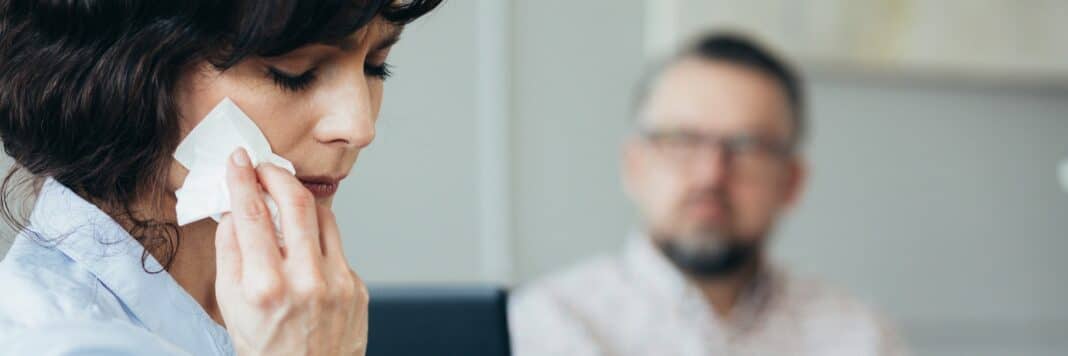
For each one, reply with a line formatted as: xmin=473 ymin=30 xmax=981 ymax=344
xmin=509 ymin=234 xmax=907 ymax=356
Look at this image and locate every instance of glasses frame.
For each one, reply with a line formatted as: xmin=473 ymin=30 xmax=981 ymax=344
xmin=636 ymin=127 xmax=796 ymax=175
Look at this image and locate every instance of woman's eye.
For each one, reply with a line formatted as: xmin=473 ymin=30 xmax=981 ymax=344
xmin=266 ymin=66 xmax=317 ymax=92
xmin=365 ymin=62 xmax=393 ymax=80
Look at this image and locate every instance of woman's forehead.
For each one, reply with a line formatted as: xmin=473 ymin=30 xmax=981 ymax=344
xmin=323 ymin=19 xmax=403 ymax=51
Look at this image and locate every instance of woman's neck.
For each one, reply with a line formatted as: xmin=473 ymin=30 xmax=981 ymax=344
xmin=127 ymin=187 xmax=225 ymax=326
xmin=167 ymin=219 xmax=224 ymax=326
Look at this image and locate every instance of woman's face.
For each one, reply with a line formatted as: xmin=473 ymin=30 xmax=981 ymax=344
xmin=173 ymin=20 xmax=401 ymax=207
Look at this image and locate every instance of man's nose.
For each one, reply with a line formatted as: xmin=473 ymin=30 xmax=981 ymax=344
xmin=688 ymin=143 xmax=730 ymax=186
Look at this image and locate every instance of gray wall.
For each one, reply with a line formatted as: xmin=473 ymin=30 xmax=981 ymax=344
xmin=775 ymin=78 xmax=1068 ymax=355
xmin=510 ymin=0 xmax=645 ymax=283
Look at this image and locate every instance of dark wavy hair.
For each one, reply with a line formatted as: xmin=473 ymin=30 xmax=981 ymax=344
xmin=0 ymin=0 xmax=442 ymax=271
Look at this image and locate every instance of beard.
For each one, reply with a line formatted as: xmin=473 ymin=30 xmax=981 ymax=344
xmin=657 ymin=234 xmax=760 ymax=277
xmin=652 ymin=204 xmax=762 ymax=280
xmin=650 ymin=188 xmax=764 ymax=279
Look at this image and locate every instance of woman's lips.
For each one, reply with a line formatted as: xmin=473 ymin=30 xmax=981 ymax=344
xmin=298 ymin=176 xmax=345 ymax=198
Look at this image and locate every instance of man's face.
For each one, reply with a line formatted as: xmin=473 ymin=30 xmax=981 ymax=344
xmin=625 ymin=58 xmax=804 ymax=258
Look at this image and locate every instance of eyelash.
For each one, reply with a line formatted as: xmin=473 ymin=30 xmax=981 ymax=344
xmin=267 ymin=67 xmax=317 ymax=92
xmin=366 ymin=63 xmax=393 ymax=80
xmin=266 ymin=62 xmax=394 ymax=92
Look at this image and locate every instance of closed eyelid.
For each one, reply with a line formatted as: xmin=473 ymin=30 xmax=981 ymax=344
xmin=261 ymin=56 xmax=319 ymax=74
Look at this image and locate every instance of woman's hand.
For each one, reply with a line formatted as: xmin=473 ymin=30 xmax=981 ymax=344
xmin=215 ymin=148 xmax=368 ymax=356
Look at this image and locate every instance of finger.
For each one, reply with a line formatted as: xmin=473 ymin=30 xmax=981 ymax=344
xmin=257 ymin=163 xmax=322 ymax=263
xmin=317 ymin=205 xmax=347 ymax=264
xmin=226 ymin=148 xmax=282 ymax=273
xmin=214 ymin=214 xmax=242 ymax=284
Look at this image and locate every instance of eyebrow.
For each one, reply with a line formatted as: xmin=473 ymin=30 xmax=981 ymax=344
xmin=329 ymin=24 xmax=404 ymax=52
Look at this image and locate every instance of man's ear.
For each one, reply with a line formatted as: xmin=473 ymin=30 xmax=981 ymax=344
xmin=621 ymin=138 xmax=644 ymax=201
xmin=782 ymin=155 xmax=807 ymax=209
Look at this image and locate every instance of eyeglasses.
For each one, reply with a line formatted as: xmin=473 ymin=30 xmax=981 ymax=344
xmin=638 ymin=128 xmax=794 ymax=177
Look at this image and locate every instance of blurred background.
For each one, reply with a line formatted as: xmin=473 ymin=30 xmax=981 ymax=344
xmin=3 ymin=0 xmax=1068 ymax=355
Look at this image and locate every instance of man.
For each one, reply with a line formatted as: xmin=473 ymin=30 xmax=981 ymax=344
xmin=509 ymin=33 xmax=906 ymax=355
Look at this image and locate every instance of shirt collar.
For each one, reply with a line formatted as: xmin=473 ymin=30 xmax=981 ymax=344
xmin=622 ymin=231 xmax=694 ymax=305
xmin=28 ymin=178 xmax=232 ymax=355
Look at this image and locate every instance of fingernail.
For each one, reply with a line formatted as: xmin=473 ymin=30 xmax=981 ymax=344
xmin=231 ymin=148 xmax=250 ymax=167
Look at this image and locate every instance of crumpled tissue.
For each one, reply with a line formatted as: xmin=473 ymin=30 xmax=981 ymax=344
xmin=173 ymin=97 xmax=293 ymax=233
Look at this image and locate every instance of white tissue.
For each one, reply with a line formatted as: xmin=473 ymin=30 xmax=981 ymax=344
xmin=173 ymin=97 xmax=294 ymax=232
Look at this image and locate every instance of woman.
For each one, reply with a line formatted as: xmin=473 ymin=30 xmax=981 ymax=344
xmin=0 ymin=0 xmax=441 ymax=354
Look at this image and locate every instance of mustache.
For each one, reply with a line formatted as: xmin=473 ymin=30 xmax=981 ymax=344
xmin=680 ymin=187 xmax=730 ymax=211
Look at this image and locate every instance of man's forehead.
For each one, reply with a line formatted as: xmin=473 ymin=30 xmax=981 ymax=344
xmin=641 ymin=59 xmax=793 ymax=136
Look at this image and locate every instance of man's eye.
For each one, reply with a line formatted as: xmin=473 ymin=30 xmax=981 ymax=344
xmin=726 ymin=136 xmax=758 ymax=152
xmin=663 ymin=133 xmax=701 ymax=145
xmin=266 ymin=67 xmax=317 ymax=92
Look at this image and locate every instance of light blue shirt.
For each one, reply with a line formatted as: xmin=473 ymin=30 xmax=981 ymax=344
xmin=0 ymin=179 xmax=233 ymax=355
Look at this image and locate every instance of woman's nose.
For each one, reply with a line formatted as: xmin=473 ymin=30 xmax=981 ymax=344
xmin=312 ymin=75 xmax=376 ymax=149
